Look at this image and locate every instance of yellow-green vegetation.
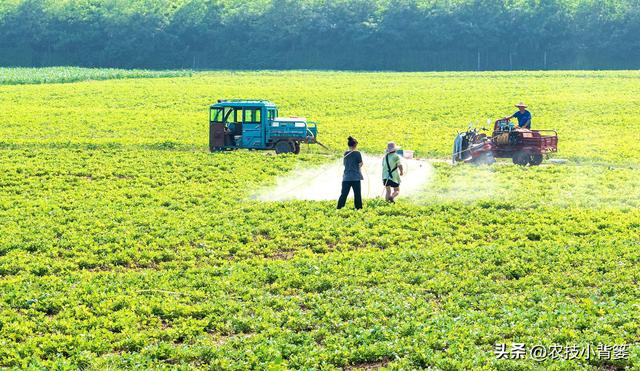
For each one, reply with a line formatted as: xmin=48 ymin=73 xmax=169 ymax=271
xmin=0 ymin=70 xmax=639 ymax=369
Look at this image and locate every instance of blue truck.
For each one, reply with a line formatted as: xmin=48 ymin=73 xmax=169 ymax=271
xmin=209 ymin=100 xmax=320 ymax=154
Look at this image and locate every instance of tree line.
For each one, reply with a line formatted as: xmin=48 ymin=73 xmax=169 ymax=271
xmin=1 ymin=0 xmax=639 ymax=71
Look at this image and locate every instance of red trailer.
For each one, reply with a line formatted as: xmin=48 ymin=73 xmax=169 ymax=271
xmin=453 ymin=119 xmax=558 ymax=166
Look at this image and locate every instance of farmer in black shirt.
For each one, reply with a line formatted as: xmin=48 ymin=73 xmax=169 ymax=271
xmin=337 ymin=136 xmax=363 ymax=209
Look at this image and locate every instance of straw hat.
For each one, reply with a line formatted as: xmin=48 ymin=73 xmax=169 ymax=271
xmin=386 ymin=142 xmax=400 ymax=153
xmin=515 ymin=102 xmax=527 ymax=108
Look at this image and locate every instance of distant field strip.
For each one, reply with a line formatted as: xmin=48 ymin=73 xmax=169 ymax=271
xmin=0 ymin=67 xmax=192 ymax=85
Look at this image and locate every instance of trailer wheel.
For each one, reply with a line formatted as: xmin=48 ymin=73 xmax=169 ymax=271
xmin=512 ymin=151 xmax=530 ymax=166
xmin=275 ymin=140 xmax=294 ymax=154
xmin=529 ymin=154 xmax=544 ymax=166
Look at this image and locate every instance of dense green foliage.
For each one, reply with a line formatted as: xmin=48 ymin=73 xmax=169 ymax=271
xmin=1 ymin=0 xmax=640 ymax=70
xmin=0 ymin=70 xmax=639 ymax=368
xmin=0 ymin=67 xmax=192 ymax=85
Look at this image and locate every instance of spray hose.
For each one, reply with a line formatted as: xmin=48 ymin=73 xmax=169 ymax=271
xmin=272 ymin=144 xmax=374 ymax=199
xmin=283 ymin=141 xmax=415 ymax=200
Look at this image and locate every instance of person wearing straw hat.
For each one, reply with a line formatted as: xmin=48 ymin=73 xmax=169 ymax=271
xmin=337 ymin=136 xmax=363 ymax=210
xmin=505 ymin=102 xmax=532 ymax=129
xmin=382 ymin=142 xmax=404 ymax=203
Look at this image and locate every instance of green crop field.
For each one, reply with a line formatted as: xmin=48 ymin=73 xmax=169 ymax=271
xmin=1 ymin=70 xmax=639 ymax=369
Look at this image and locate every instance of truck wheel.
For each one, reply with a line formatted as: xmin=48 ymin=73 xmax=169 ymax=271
xmin=275 ymin=141 xmax=294 ymax=154
xmin=529 ymin=154 xmax=544 ymax=166
xmin=512 ymin=151 xmax=530 ymax=166
xmin=293 ymin=142 xmax=301 ymax=154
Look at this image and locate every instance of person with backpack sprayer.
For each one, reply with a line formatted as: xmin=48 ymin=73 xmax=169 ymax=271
xmin=337 ymin=136 xmax=364 ymax=210
xmin=382 ymin=142 xmax=404 ymax=203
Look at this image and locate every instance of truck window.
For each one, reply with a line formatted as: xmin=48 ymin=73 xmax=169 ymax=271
xmin=211 ymin=108 xmax=223 ymax=122
xmin=224 ymin=107 xmax=239 ymax=123
xmin=267 ymin=109 xmax=276 ymax=121
xmin=244 ymin=108 xmax=261 ymax=124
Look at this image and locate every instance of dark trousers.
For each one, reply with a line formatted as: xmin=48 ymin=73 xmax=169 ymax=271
xmin=337 ymin=181 xmax=362 ymax=209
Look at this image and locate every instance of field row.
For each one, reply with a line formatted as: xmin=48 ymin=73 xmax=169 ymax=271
xmin=1 ymin=147 xmax=639 ymax=271
xmin=1 ymin=71 xmax=640 ymax=162
xmin=2 ymin=231 xmax=639 ymax=369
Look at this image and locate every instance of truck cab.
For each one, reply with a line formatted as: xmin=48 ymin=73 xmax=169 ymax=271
xmin=209 ymin=100 xmax=318 ymax=154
